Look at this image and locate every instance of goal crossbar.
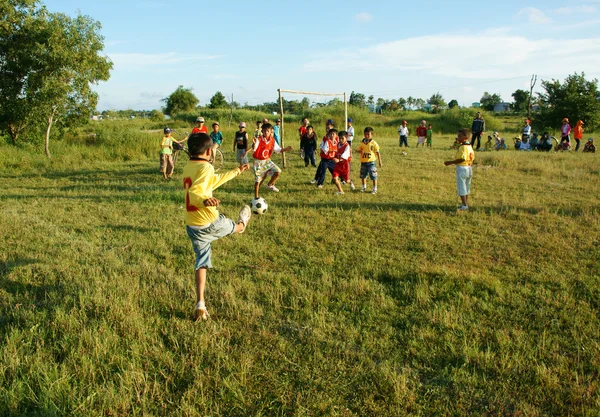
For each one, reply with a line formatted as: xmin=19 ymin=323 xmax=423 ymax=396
xmin=277 ymin=88 xmax=348 ymax=168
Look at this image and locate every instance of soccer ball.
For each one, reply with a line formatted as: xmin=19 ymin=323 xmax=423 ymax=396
xmin=251 ymin=197 xmax=268 ymax=215
xmin=401 ymin=151 xmax=408 ymax=156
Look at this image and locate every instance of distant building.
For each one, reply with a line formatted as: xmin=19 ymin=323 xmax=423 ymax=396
xmin=493 ymin=102 xmax=510 ymax=112
xmin=91 ymin=115 xmax=103 ymax=121
xmin=367 ymin=104 xmax=382 ymax=114
xmin=472 ymin=102 xmax=481 ymax=108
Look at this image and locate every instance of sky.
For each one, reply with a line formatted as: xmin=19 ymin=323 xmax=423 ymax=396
xmin=43 ymin=0 xmax=600 ymax=111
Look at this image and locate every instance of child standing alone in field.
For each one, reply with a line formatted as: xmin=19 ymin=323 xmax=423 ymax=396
xmin=182 ymin=133 xmax=251 ymax=321
xmin=444 ymin=128 xmax=475 ymax=211
xmin=234 ymin=122 xmax=249 ymax=164
xmin=357 ymin=127 xmax=382 ymax=194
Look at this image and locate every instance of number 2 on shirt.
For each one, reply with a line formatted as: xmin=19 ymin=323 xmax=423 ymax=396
xmin=183 ymin=177 xmax=199 ymax=212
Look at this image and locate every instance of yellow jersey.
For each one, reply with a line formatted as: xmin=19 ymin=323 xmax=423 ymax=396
xmin=182 ymin=160 xmax=241 ymax=226
xmin=160 ymin=136 xmax=173 ymax=155
xmin=455 ymin=143 xmax=474 ymax=166
xmin=357 ymin=139 xmax=380 ymax=163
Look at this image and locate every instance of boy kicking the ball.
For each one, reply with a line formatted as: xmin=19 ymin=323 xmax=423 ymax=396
xmin=183 ymin=133 xmax=252 ymax=321
xmin=252 ymin=123 xmax=293 ymax=198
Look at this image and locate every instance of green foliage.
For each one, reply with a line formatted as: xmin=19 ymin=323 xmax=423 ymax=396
xmin=480 ymin=92 xmax=503 ymax=111
xmin=535 ymin=72 xmax=600 ymax=131
xmin=208 ymin=91 xmax=229 ymax=109
xmin=511 ymin=89 xmax=530 ymax=113
xmin=162 ymin=86 xmax=198 ymax=116
xmin=149 ymin=109 xmax=164 ymax=122
xmin=448 ymin=99 xmax=459 ymax=109
xmin=0 ymin=0 xmax=112 ymax=145
xmin=349 ymin=91 xmax=366 ymax=108
xmin=427 ymin=92 xmax=447 ymax=110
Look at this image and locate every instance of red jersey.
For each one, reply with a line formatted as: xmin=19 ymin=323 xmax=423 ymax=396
xmin=253 ymin=135 xmax=279 ymax=160
xmin=319 ymin=136 xmax=338 ymax=160
xmin=336 ymin=141 xmax=352 ymax=162
xmin=298 ymin=126 xmax=307 ymax=137
xmin=416 ymin=126 xmax=427 ymax=137
xmin=192 ymin=126 xmax=208 ymax=134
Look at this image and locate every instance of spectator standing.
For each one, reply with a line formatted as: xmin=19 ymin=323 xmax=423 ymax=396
xmin=573 ymin=120 xmax=584 ymax=151
xmin=471 ymin=112 xmax=485 ymax=150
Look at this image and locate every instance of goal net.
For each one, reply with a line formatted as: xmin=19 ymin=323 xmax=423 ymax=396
xmin=277 ymin=89 xmax=348 ymax=168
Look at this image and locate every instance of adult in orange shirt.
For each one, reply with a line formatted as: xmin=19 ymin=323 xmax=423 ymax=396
xmin=573 ymin=120 xmax=584 ymax=151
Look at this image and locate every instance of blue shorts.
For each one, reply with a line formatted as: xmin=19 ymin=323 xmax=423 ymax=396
xmin=360 ymin=162 xmax=378 ymax=180
xmin=186 ymin=215 xmax=236 ymax=269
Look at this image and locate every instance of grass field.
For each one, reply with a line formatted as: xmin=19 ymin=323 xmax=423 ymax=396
xmin=1 ymin=130 xmax=599 ymax=416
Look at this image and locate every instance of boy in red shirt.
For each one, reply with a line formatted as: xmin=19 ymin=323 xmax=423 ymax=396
xmin=416 ymin=120 xmax=427 ymax=148
xmin=192 ymin=116 xmax=208 ymax=134
xmin=252 ymin=123 xmax=293 ymax=198
xmin=333 ymin=131 xmax=355 ymax=194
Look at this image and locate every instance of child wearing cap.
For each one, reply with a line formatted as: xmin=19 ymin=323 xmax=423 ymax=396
xmin=234 ymin=122 xmax=249 ymax=164
xmin=416 ymin=120 xmax=427 ymax=148
xmin=583 ymin=138 xmax=595 ymax=153
xmin=347 ymin=118 xmax=355 ymax=146
xmin=192 ymin=116 xmax=208 ymax=134
xmin=210 ymin=122 xmax=223 ymax=147
xmin=444 ymin=128 xmax=475 ymax=211
xmin=273 ymin=119 xmax=281 ymax=146
xmin=398 ymin=120 xmax=409 ymax=147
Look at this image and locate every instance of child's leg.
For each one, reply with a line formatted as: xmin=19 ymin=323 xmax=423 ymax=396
xmin=334 ymin=177 xmax=343 ymax=193
xmin=267 ymin=172 xmax=280 ymax=186
xmin=195 ymin=267 xmax=207 ymax=305
xmin=460 ymin=195 xmax=468 ymax=206
xmin=373 ymin=179 xmax=378 ymax=190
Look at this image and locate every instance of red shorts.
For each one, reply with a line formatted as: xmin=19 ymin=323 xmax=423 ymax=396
xmin=332 ymin=161 xmax=350 ymax=182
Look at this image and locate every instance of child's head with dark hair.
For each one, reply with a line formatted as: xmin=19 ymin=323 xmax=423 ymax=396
xmin=457 ymin=128 xmax=470 ymax=142
xmin=364 ymin=126 xmax=374 ymax=134
xmin=187 ymin=133 xmax=213 ymax=156
xmin=256 ymin=121 xmax=262 ymax=127
xmin=261 ymin=123 xmax=274 ymax=137
xmin=306 ymin=125 xmax=314 ymax=134
xmin=328 ymin=128 xmax=338 ymax=138
xmin=428 ymin=124 xmax=433 ymax=128
xmin=338 ymin=130 xmax=348 ymax=142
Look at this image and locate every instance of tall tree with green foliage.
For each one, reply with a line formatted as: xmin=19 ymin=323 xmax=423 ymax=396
xmin=511 ymin=89 xmax=530 ymax=113
xmin=536 ymin=72 xmax=600 ymax=130
xmin=349 ymin=91 xmax=366 ymax=107
xmin=480 ymin=92 xmax=503 ymax=111
xmin=0 ymin=0 xmax=112 ymax=151
xmin=448 ymin=99 xmax=459 ymax=109
xmin=208 ymin=91 xmax=228 ymax=109
xmin=162 ymin=86 xmax=199 ymax=116
xmin=427 ymin=92 xmax=446 ymax=112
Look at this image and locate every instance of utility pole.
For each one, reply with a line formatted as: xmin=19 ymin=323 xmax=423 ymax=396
xmin=229 ymin=93 xmax=233 ymax=127
xmin=528 ymin=74 xmax=537 ymax=120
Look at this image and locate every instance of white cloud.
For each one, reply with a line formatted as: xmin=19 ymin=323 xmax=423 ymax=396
xmin=553 ymin=5 xmax=597 ymax=14
xmin=303 ymin=32 xmax=600 ymax=80
xmin=354 ymin=12 xmax=373 ymax=22
xmin=516 ymin=7 xmax=552 ymax=24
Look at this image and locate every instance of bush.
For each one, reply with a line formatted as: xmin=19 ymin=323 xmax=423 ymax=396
xmin=437 ymin=108 xmax=503 ymax=135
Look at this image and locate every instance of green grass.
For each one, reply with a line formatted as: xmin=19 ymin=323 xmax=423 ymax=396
xmin=1 ymin=130 xmax=599 ymax=416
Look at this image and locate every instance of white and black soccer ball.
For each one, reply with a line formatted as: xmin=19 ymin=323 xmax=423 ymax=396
xmin=251 ymin=197 xmax=268 ymax=215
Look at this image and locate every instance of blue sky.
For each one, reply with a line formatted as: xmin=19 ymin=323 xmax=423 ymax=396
xmin=44 ymin=0 xmax=600 ymax=111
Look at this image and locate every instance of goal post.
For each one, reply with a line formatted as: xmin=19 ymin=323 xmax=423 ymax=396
xmin=277 ymin=89 xmax=347 ymax=168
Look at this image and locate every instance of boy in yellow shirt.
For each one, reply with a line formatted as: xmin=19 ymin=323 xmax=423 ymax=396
xmin=183 ymin=133 xmax=251 ymax=321
xmin=444 ymin=128 xmax=475 ymax=211
xmin=356 ymin=126 xmax=382 ymax=194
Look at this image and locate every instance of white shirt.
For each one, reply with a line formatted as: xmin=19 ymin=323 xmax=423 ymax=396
xmin=347 ymin=126 xmax=355 ymax=142
xmin=398 ymin=126 xmax=408 ymax=136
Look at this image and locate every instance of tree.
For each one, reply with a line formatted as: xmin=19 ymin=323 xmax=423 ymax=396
xmin=208 ymin=91 xmax=228 ymax=109
xmin=480 ymin=92 xmax=502 ymax=111
xmin=448 ymin=99 xmax=459 ymax=109
xmin=349 ymin=91 xmax=366 ymax=107
xmin=367 ymin=95 xmax=375 ymax=106
xmin=536 ymin=72 xmax=600 ymax=130
xmin=0 ymin=0 xmax=112 ymax=151
xmin=511 ymin=89 xmax=530 ymax=113
xmin=150 ymin=109 xmax=164 ymax=121
xmin=376 ymin=98 xmax=386 ymax=108
xmin=162 ymin=86 xmax=198 ymax=115
xmin=397 ymin=98 xmax=407 ymax=110
xmin=427 ymin=92 xmax=447 ymax=111
xmin=406 ymin=96 xmax=415 ymax=110
xmin=414 ymin=98 xmax=426 ymax=110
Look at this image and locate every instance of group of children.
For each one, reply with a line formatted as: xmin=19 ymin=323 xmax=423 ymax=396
xmin=397 ymin=120 xmax=433 ymax=148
